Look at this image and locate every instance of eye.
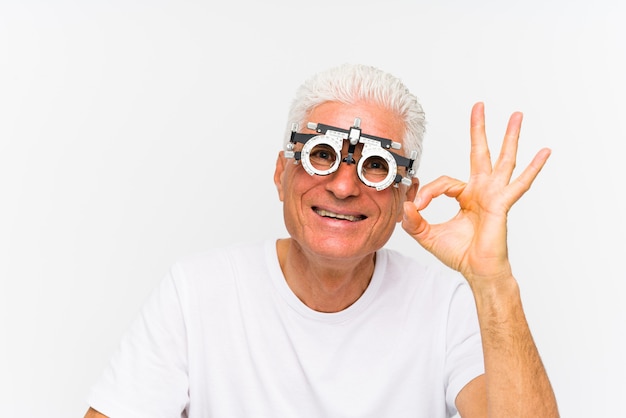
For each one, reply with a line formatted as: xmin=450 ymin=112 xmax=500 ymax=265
xmin=361 ymin=156 xmax=389 ymax=181
xmin=308 ymin=144 xmax=337 ymax=169
xmin=313 ymin=149 xmax=332 ymax=160
xmin=364 ymin=156 xmax=388 ymax=173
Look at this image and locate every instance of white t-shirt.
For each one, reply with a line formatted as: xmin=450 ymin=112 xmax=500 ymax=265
xmin=88 ymin=240 xmax=484 ymax=418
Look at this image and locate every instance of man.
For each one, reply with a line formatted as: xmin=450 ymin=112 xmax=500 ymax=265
xmin=85 ymin=64 xmax=559 ymax=417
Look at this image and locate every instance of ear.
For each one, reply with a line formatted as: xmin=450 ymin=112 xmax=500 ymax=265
xmin=396 ymin=177 xmax=419 ymax=222
xmin=405 ymin=177 xmax=419 ymax=202
xmin=274 ymin=151 xmax=287 ymax=202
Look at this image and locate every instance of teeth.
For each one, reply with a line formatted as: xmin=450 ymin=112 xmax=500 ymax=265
xmin=315 ymin=209 xmax=363 ymax=222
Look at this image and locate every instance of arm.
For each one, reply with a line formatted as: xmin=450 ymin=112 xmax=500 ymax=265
xmin=402 ymin=102 xmax=559 ymax=417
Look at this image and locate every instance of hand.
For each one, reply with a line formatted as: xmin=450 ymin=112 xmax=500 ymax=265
xmin=402 ymin=102 xmax=551 ymax=285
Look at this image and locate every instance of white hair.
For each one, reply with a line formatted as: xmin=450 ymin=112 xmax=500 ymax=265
xmin=284 ymin=63 xmax=426 ymax=168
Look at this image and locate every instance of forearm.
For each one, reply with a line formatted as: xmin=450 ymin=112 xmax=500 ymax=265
xmin=471 ymin=276 xmax=559 ymax=417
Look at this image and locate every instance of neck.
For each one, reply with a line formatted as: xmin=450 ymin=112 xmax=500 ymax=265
xmin=276 ymin=238 xmax=376 ymax=313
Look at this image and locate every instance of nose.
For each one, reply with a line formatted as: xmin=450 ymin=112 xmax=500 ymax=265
xmin=324 ymin=161 xmax=362 ymax=199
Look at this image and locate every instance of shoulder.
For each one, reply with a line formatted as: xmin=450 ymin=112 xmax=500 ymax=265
xmin=371 ymin=248 xmax=472 ymax=321
xmin=149 ymin=240 xmax=273 ymax=304
xmin=377 ymin=247 xmax=466 ymax=291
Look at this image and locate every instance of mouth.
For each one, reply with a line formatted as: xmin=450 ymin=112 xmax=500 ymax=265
xmin=313 ymin=207 xmax=367 ymax=222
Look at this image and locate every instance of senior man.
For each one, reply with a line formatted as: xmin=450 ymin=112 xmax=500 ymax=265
xmin=85 ymin=64 xmax=559 ymax=417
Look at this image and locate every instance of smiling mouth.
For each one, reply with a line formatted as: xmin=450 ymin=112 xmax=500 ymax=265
xmin=313 ymin=207 xmax=366 ymax=222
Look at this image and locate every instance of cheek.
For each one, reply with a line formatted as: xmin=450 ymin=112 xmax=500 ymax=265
xmin=386 ymin=189 xmax=407 ymax=223
xmin=281 ymin=169 xmax=314 ymax=205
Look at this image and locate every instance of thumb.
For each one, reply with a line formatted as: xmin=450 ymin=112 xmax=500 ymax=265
xmin=402 ymin=201 xmax=428 ymax=237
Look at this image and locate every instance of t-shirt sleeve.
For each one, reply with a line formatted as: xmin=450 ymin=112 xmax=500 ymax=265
xmin=87 ymin=265 xmax=189 ymax=418
xmin=444 ymin=281 xmax=485 ymax=416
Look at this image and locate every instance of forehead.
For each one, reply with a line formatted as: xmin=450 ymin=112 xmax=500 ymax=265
xmin=305 ymin=101 xmax=405 ymax=144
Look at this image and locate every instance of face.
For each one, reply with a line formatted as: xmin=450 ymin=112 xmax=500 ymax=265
xmin=274 ymin=101 xmax=419 ymax=262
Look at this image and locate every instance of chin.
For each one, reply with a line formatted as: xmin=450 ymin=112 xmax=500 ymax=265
xmin=303 ymin=235 xmax=380 ymax=261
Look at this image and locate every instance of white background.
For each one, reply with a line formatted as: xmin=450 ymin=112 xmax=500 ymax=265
xmin=1 ymin=1 xmax=624 ymax=417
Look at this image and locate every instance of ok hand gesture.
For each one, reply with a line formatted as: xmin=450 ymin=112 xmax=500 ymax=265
xmin=402 ymin=102 xmax=551 ymax=286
